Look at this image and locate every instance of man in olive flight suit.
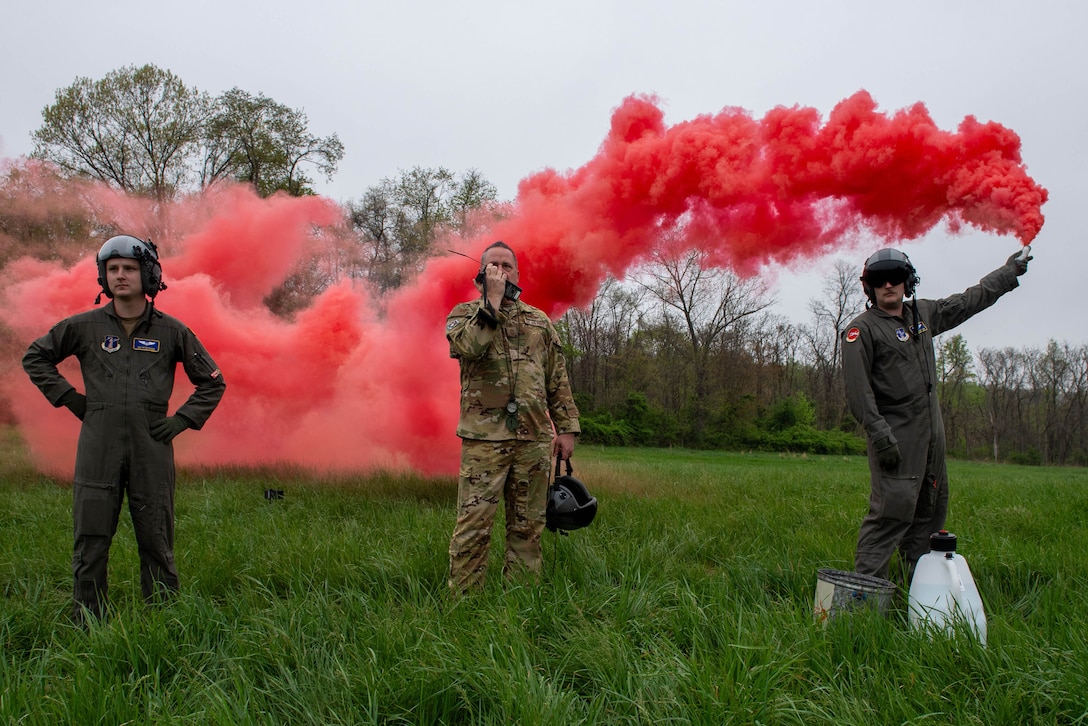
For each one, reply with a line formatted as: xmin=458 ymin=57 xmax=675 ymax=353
xmin=23 ymin=234 xmax=225 ymax=622
xmin=445 ymin=240 xmax=580 ymax=593
xmin=842 ymin=246 xmax=1031 ymax=582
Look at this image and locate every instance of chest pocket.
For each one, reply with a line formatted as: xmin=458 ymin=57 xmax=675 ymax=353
xmin=510 ymin=318 xmax=549 ymax=361
xmin=86 ymin=347 xmax=119 ymax=382
xmin=872 ymin=335 xmax=918 ymax=405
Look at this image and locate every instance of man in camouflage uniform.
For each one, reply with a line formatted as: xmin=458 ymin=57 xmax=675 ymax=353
xmin=23 ymin=234 xmax=225 ymax=622
xmin=842 ymin=246 xmax=1030 ymax=582
xmin=445 ymin=241 xmax=580 ymax=593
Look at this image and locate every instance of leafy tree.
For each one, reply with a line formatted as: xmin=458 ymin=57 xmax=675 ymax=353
xmin=201 ymin=89 xmax=344 ymax=197
xmin=762 ymin=392 xmax=816 ymax=431
xmin=32 ymin=64 xmax=212 ymax=201
xmin=394 ymin=166 xmax=456 ymax=253
xmin=447 ymin=169 xmax=499 ymax=237
xmin=262 ymin=253 xmax=335 ymax=317
xmin=32 ymin=66 xmax=344 ymax=202
xmin=348 ymin=167 xmax=499 ymax=292
xmin=937 ymin=334 xmax=976 ymax=455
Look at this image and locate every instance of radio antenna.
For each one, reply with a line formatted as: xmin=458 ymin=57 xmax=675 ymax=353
xmin=447 ymin=249 xmax=478 ymax=263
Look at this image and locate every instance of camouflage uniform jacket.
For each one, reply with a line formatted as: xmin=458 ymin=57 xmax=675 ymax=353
xmin=446 ymin=297 xmax=580 ymax=442
xmin=22 ymin=301 xmax=226 ymax=486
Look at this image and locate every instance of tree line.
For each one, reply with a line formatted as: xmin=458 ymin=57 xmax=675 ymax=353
xmin=1 ymin=65 xmax=1084 ymax=465
xmin=562 ymin=259 xmax=1088 ymax=467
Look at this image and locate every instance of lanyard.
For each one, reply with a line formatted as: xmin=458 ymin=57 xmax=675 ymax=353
xmin=499 ymin=309 xmax=521 ymax=432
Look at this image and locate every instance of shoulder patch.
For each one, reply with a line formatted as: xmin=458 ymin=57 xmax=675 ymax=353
xmin=846 ymin=327 xmax=860 ymax=343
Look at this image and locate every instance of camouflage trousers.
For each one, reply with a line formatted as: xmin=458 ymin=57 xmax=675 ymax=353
xmin=449 ymin=438 xmax=551 ymax=593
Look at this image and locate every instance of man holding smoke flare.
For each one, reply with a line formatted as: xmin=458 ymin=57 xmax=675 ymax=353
xmin=842 ymin=245 xmax=1031 ymax=582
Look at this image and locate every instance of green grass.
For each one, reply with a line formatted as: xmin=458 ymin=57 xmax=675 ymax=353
xmin=3 ymin=429 xmax=1088 ymax=724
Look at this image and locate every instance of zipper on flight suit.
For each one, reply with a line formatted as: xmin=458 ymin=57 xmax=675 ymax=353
xmin=189 ymin=352 xmax=218 ymax=377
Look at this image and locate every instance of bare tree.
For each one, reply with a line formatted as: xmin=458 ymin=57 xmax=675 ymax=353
xmin=634 ymin=245 xmax=775 ymax=441
xmin=801 ymin=258 xmax=866 ymax=427
xmin=977 ymin=346 xmax=1029 ymax=462
xmin=1027 ymin=341 xmax=1088 ymax=464
xmin=563 ymin=276 xmax=648 ymax=407
xmin=749 ymin=313 xmax=803 ymax=405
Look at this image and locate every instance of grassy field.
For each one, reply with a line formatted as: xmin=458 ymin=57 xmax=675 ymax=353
xmin=2 ymin=426 xmax=1088 ymax=724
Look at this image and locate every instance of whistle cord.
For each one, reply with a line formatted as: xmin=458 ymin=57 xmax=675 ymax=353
xmin=499 ymin=311 xmax=521 ymax=431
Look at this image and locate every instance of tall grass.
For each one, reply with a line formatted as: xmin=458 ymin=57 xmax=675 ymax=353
xmin=2 ymin=428 xmax=1087 ymax=724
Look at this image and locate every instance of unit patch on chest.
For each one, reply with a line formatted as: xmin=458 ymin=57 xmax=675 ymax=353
xmin=133 ymin=337 xmax=161 ymax=353
xmin=101 ymin=335 xmax=121 ymax=353
xmin=896 ymin=328 xmax=910 ymax=342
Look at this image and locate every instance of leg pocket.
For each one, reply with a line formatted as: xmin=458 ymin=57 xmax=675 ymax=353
xmin=74 ymin=482 xmax=121 ymax=538
xmin=875 ymin=474 xmax=920 ymax=524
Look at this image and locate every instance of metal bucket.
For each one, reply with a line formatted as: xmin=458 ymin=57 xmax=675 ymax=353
xmin=814 ymin=568 xmax=897 ymax=624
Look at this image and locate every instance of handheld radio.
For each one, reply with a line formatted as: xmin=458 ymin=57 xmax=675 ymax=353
xmin=449 ymin=248 xmax=522 ymax=301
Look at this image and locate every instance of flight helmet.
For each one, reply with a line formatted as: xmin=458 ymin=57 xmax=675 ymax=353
xmin=96 ymin=235 xmax=166 ymax=301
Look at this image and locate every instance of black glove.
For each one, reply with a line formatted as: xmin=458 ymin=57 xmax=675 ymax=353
xmin=150 ymin=415 xmax=190 ymax=443
xmin=873 ymin=435 xmax=902 ymax=470
xmin=58 ymin=390 xmax=87 ymax=421
xmin=1006 ymin=249 xmax=1032 ymax=276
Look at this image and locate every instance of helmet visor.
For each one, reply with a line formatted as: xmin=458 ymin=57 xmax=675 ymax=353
xmin=864 ymin=268 xmax=909 ymax=288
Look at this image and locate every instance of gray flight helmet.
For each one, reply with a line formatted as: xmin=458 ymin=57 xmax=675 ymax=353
xmin=96 ymin=235 xmax=166 ymax=301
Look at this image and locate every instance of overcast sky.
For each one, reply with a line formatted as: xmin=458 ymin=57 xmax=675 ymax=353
xmin=2 ymin=0 xmax=1084 ymax=352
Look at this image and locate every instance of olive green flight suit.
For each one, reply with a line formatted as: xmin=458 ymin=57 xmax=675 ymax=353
xmin=842 ymin=263 xmax=1018 ymax=579
xmin=23 ymin=302 xmax=225 ymax=619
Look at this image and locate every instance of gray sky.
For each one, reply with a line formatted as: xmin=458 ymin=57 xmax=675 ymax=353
xmin=2 ymin=0 xmax=1084 ymax=351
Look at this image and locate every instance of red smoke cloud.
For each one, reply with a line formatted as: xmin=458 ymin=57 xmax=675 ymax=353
xmin=0 ymin=91 xmax=1047 ymax=476
xmin=496 ymin=91 xmax=1046 ymax=317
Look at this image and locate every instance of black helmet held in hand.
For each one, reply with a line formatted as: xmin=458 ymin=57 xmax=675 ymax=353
xmin=546 ymin=456 xmax=597 ymax=533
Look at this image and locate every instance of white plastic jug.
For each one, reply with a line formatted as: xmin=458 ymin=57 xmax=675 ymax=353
xmin=908 ymin=530 xmax=987 ymax=646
